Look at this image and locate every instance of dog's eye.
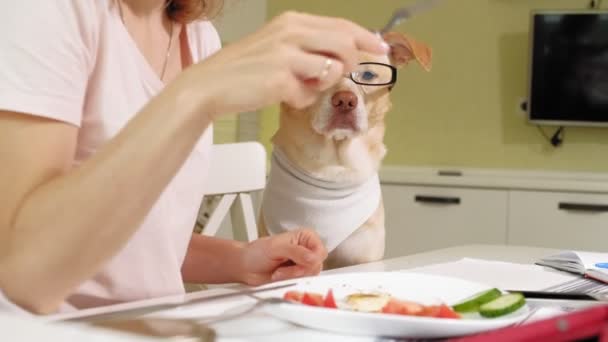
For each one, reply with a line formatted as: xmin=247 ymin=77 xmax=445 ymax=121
xmin=361 ymin=71 xmax=378 ymax=81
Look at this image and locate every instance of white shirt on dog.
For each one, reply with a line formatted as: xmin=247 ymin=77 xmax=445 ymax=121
xmin=262 ymin=149 xmax=382 ymax=252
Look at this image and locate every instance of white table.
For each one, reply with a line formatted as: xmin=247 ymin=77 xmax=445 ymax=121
xmin=48 ymin=245 xmax=601 ymax=341
xmin=324 ymin=244 xmax=559 ymax=274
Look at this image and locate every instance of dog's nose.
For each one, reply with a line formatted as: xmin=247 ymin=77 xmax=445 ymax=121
xmin=331 ymin=91 xmax=358 ymax=113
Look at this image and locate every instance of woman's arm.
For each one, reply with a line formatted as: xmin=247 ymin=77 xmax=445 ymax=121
xmin=0 ymin=11 xmax=387 ymax=314
xmin=181 ymin=235 xmax=248 ymax=285
xmin=0 ymin=81 xmax=212 ymax=314
xmin=182 ymin=229 xmax=327 ymax=286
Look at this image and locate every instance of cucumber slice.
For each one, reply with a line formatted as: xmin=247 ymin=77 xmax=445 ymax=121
xmin=452 ymin=288 xmax=502 ymax=313
xmin=479 ymin=293 xmax=526 ymax=318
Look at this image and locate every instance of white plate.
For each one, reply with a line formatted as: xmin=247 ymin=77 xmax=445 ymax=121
xmin=259 ymin=272 xmax=528 ymax=339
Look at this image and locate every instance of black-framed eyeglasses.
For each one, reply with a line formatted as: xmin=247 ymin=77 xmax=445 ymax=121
xmin=348 ymin=62 xmax=397 ymax=91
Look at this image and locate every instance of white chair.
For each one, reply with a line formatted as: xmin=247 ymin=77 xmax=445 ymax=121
xmin=198 ymin=142 xmax=266 ymax=242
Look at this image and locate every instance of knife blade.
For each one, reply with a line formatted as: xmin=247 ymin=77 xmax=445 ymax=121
xmin=506 ymin=290 xmax=608 ymax=302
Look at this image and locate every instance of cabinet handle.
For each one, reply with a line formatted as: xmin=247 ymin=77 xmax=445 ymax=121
xmin=558 ymin=202 xmax=608 ymax=212
xmin=415 ymin=195 xmax=461 ymax=205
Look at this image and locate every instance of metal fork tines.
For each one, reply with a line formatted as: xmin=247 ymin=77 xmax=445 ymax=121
xmin=380 ymin=0 xmax=444 ymax=33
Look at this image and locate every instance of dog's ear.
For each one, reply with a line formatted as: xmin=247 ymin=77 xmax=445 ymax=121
xmin=382 ymin=32 xmax=432 ymax=71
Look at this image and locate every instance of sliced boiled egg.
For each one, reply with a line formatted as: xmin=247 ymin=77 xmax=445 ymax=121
xmin=346 ymin=293 xmax=391 ymax=313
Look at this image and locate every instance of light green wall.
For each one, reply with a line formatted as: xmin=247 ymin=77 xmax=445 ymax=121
xmin=261 ymin=0 xmax=608 ymax=172
xmin=213 ymin=115 xmax=238 ymax=144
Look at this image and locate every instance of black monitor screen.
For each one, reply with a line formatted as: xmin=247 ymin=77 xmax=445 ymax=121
xmin=529 ymin=12 xmax=608 ymax=125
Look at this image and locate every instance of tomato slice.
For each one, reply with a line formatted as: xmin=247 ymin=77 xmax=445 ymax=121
xmin=437 ymin=304 xmax=461 ymax=319
xmin=381 ymin=299 xmax=403 ymax=314
xmin=283 ymin=290 xmax=304 ymax=302
xmin=301 ymin=292 xmax=324 ymax=307
xmin=285 ymin=290 xmax=334 ymax=308
xmin=286 ymin=290 xmax=459 ymax=320
xmin=420 ymin=305 xmax=441 ymax=317
xmin=381 ymin=299 xmax=424 ymax=316
xmin=323 ymin=289 xmax=338 ymax=309
xmin=400 ymin=300 xmax=425 ymax=315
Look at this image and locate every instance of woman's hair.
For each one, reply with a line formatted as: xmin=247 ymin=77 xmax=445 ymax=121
xmin=167 ymin=0 xmax=224 ymax=23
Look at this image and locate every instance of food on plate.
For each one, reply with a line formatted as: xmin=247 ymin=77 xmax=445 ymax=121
xmin=283 ymin=290 xmax=304 ymax=302
xmin=346 ymin=293 xmax=390 ymax=313
xmin=323 ymin=289 xmax=338 ymax=309
xmin=478 ymin=293 xmax=526 ymax=318
xmin=282 ymin=290 xmax=461 ymax=319
xmin=381 ymin=298 xmax=460 ymax=319
xmin=452 ymin=288 xmax=526 ymax=318
xmin=282 ymin=288 xmax=526 ymax=319
xmin=452 ymin=288 xmax=503 ymax=313
xmin=284 ymin=290 xmax=337 ymax=309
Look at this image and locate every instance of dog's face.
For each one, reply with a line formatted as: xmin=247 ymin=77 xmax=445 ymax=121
xmin=274 ymin=32 xmax=432 ymax=180
xmin=307 ymin=32 xmax=433 ymax=141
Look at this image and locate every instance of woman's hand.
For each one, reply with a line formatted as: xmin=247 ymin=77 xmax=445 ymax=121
xmin=238 ymin=228 xmax=328 ymax=286
xmin=180 ymin=11 xmax=389 ymax=118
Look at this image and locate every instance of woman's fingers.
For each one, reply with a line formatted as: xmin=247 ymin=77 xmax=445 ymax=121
xmin=291 ymin=30 xmax=361 ymax=72
xmin=269 ymin=12 xmax=388 ymax=73
xmin=282 ymin=75 xmax=318 ymax=109
xmin=278 ymin=58 xmax=340 ymax=109
xmin=191 ymin=11 xmax=389 ymax=118
xmin=270 ymin=240 xmax=319 ymax=267
xmin=292 ymin=228 xmax=328 ymax=260
xmin=276 ymin=12 xmax=389 ymax=57
xmin=288 ymin=51 xmax=344 ymax=88
xmin=306 ymin=14 xmax=389 ymax=54
xmin=271 ymin=264 xmax=307 ymax=282
xmin=278 ymin=48 xmax=351 ymax=109
xmin=270 ymin=262 xmax=323 ymax=282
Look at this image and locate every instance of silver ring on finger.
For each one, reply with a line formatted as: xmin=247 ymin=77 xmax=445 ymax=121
xmin=318 ymin=58 xmax=333 ymax=81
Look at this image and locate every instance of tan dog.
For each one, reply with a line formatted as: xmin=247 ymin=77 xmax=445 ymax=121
xmin=259 ymin=32 xmax=432 ymax=269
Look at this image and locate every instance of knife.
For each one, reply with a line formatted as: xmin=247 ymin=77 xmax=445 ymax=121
xmin=506 ymin=290 xmax=608 ymax=302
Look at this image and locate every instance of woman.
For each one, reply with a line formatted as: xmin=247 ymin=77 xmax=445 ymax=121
xmin=0 ymin=0 xmax=389 ymax=314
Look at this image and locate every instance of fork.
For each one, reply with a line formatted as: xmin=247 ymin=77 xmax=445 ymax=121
xmin=196 ymin=296 xmax=288 ymax=325
xmin=380 ymin=0 xmax=444 ymax=34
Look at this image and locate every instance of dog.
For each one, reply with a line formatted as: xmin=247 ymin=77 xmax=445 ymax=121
xmin=259 ymin=32 xmax=432 ymax=269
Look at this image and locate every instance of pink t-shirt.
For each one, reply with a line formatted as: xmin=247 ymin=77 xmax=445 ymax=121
xmin=0 ymin=1 xmax=221 ymax=311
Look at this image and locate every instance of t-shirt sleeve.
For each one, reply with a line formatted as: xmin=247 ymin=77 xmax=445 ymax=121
xmin=203 ymin=22 xmax=222 ymax=55
xmin=189 ymin=21 xmax=222 ymax=62
xmin=0 ymin=0 xmax=97 ymax=127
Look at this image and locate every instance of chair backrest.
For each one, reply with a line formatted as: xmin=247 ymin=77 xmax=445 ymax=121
xmin=205 ymin=142 xmax=267 ymax=195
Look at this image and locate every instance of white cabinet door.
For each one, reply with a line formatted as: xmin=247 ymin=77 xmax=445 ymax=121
xmin=382 ymin=185 xmax=508 ymax=258
xmin=508 ymin=191 xmax=608 ymax=251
